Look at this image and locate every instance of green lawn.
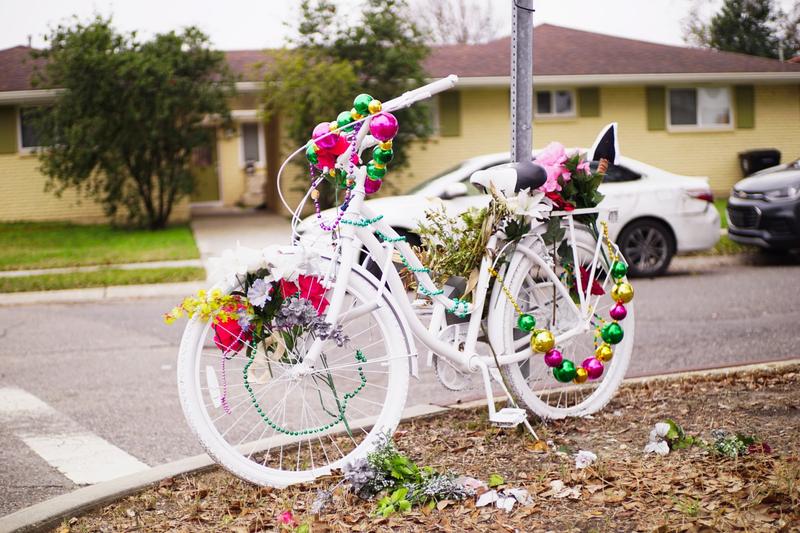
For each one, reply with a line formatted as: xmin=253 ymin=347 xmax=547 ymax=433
xmin=0 ymin=222 xmax=200 ymax=271
xmin=0 ymin=267 xmax=205 ymax=293
xmin=714 ymin=198 xmax=728 ymax=229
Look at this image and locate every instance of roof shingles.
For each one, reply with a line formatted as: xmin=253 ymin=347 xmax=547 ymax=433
xmin=1 ymin=24 xmax=798 ymax=92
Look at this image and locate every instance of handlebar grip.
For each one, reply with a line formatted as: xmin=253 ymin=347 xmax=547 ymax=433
xmin=382 ymin=74 xmax=459 ymax=112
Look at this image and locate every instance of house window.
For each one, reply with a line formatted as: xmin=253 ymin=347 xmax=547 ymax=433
xmin=668 ymin=87 xmax=732 ymax=129
xmin=239 ymin=122 xmax=265 ymax=167
xmin=534 ymin=90 xmax=575 ymax=117
xmin=19 ymin=107 xmax=45 ymax=150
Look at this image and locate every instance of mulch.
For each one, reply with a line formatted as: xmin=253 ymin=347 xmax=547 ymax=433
xmin=59 ymin=364 xmax=800 ymax=532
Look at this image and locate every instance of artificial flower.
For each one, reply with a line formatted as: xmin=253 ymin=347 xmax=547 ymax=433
xmin=266 ymin=246 xmax=321 ymax=283
xmin=246 ymin=276 xmax=274 ymax=308
xmin=213 ymin=317 xmax=251 ymax=355
xmin=208 ymin=245 xmax=267 ymax=285
xmin=535 ymin=142 xmax=572 ymax=192
xmin=577 ymin=159 xmax=591 ymax=174
xmin=575 ymin=450 xmax=597 ymax=469
xmin=505 ymin=188 xmax=551 ymax=220
xmin=280 ymin=275 xmax=329 ymax=314
xmin=276 ymin=510 xmax=297 ymax=526
xmin=579 ymin=266 xmax=606 ymax=296
xmin=644 ymin=422 xmax=671 ymax=455
xmin=544 ymin=191 xmax=575 ymax=211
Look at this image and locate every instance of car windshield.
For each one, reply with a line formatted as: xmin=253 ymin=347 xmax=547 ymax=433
xmin=405 ymin=162 xmax=468 ymax=194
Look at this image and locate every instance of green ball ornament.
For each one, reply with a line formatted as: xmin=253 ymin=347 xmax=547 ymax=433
xmin=373 ymin=146 xmax=394 ymax=165
xmin=305 ymin=144 xmax=318 ymax=164
xmin=337 ymin=110 xmax=355 ymax=132
xmin=601 ymin=322 xmax=624 ymax=344
xmin=353 ymin=93 xmax=374 ymax=116
xmin=610 ymin=261 xmax=628 ymax=280
xmin=517 ymin=313 xmax=536 ymax=332
xmin=553 ymin=359 xmax=577 ymax=383
xmin=367 ymin=161 xmax=386 ymax=180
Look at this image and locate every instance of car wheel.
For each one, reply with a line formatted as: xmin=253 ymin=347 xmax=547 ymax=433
xmin=617 ymin=219 xmax=675 ymax=277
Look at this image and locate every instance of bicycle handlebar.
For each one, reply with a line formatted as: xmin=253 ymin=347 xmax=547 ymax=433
xmin=381 ymin=74 xmax=459 ymax=114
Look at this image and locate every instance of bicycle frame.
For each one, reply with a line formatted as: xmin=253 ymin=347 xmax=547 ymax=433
xmin=298 ymin=174 xmax=616 ymax=380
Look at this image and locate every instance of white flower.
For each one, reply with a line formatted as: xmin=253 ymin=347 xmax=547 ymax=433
xmin=644 ymin=440 xmax=670 ymax=456
xmin=246 ymin=276 xmax=274 ymax=308
xmin=575 ymin=450 xmax=597 ymax=469
xmin=208 ymin=244 xmax=265 ymax=285
xmin=264 ymin=245 xmax=321 ymax=282
xmin=505 ymin=188 xmax=551 ymax=220
xmin=650 ymin=422 xmax=671 ymax=441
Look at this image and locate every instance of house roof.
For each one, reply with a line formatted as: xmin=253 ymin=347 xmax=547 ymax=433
xmin=2 ymin=24 xmax=799 ymax=97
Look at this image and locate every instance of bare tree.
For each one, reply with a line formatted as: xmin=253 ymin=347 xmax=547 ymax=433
xmin=411 ymin=0 xmax=504 ymax=45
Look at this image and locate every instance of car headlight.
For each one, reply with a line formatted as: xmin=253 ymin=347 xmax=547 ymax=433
xmin=764 ymin=185 xmax=800 ymax=202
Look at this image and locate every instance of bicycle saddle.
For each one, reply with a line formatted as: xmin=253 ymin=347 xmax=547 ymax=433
xmin=469 ymin=160 xmax=547 ymax=197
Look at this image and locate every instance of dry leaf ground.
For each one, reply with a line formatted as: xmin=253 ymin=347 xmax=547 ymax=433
xmin=60 ymin=365 xmax=800 ymax=532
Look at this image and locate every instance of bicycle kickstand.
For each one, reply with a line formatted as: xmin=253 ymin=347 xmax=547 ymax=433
xmin=473 ymin=359 xmax=539 ymax=440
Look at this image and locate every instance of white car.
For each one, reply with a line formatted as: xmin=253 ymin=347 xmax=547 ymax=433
xmin=299 ymin=151 xmax=720 ymax=277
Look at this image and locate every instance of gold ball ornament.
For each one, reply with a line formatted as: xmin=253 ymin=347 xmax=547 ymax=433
xmin=350 ymin=108 xmax=363 ymax=120
xmin=573 ymin=367 xmax=589 ymax=384
xmin=310 ymin=189 xmax=320 ymax=200
xmin=368 ymin=99 xmax=382 ymax=114
xmin=611 ymin=282 xmax=634 ymax=303
xmin=328 ymin=122 xmax=338 ymax=132
xmin=595 ymin=343 xmax=614 ymax=362
xmin=378 ymin=140 xmax=393 ymax=150
xmin=531 ymin=330 xmax=555 ymax=353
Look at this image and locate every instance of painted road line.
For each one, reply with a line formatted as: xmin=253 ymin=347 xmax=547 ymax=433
xmin=0 ymin=387 xmax=149 ymax=485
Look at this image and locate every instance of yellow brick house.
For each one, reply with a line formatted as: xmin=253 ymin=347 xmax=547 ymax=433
xmin=1 ymin=24 xmax=799 ymax=222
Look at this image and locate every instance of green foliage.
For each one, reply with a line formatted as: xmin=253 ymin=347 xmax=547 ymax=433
xmin=262 ymin=0 xmax=430 ymax=198
xmin=488 ymin=473 xmax=504 ymax=488
xmin=375 ymin=487 xmax=411 ymax=517
xmin=684 ymin=0 xmax=800 ymax=60
xmin=0 ymin=267 xmax=205 ymax=293
xmin=33 ymin=16 xmax=234 ymax=228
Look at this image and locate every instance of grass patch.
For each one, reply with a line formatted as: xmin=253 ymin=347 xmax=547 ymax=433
xmin=714 ymin=198 xmax=728 ymax=229
xmin=0 ymin=267 xmax=205 ymax=293
xmin=0 ymin=222 xmax=200 ymax=271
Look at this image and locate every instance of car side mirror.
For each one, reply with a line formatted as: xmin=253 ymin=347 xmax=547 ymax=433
xmin=441 ymin=182 xmax=469 ymax=199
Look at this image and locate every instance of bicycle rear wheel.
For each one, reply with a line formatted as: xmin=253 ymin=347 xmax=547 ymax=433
xmin=178 ymin=260 xmax=410 ymax=487
xmin=496 ymin=231 xmax=634 ymax=419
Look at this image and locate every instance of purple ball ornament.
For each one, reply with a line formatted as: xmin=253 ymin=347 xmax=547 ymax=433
xmin=369 ymin=112 xmax=399 ymax=142
xmin=609 ymin=302 xmax=628 ymax=321
xmin=544 ymin=349 xmax=563 ymax=368
xmin=364 ymin=177 xmax=382 ymax=195
xmin=582 ymin=357 xmax=605 ymax=380
xmin=312 ymin=122 xmax=338 ymax=150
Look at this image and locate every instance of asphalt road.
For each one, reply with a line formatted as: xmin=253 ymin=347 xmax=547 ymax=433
xmin=1 ymin=256 xmax=799 ymax=516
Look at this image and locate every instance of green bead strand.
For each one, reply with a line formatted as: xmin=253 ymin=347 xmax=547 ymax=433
xmin=375 ymin=230 xmax=406 ymax=243
xmin=341 ymin=215 xmax=384 ymax=227
xmin=417 ymin=285 xmax=444 ymax=297
xmin=399 ymin=254 xmax=430 ymax=273
xmin=243 ymin=345 xmax=368 ymax=436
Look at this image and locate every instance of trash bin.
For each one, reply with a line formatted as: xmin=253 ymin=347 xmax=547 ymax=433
xmin=738 ymin=149 xmax=781 ymax=176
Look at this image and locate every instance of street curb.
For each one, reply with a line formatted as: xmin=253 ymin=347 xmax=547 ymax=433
xmin=0 ymin=281 xmax=207 ymax=307
xmin=2 ymin=358 xmax=798 ymax=533
xmin=0 ymin=259 xmax=204 ymax=279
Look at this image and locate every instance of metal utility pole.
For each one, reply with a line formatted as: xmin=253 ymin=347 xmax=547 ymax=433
xmin=510 ymin=0 xmax=534 ymax=163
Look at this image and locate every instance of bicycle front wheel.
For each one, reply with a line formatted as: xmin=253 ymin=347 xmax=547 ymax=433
xmin=496 ymin=231 xmax=634 ymax=419
xmin=178 ymin=260 xmax=410 ymax=487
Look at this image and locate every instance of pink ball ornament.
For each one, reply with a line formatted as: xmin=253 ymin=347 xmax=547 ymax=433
xmin=364 ymin=178 xmax=382 ymax=195
xmin=312 ymin=122 xmax=337 ymax=150
xmin=369 ymin=112 xmax=399 ymax=142
xmin=544 ymin=349 xmax=563 ymax=368
xmin=582 ymin=357 xmax=604 ymax=380
xmin=609 ymin=302 xmax=627 ymax=321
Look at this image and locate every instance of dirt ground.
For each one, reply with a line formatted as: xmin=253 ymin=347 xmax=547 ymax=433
xmin=59 ymin=365 xmax=800 ymax=532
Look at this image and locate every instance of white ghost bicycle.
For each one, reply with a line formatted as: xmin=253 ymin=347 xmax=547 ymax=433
xmin=177 ymin=75 xmax=634 ymax=487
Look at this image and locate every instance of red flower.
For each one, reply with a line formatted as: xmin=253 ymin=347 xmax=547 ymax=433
xmin=579 ymin=266 xmax=605 ymax=296
xmin=748 ymin=442 xmax=772 ymax=454
xmin=545 ymin=191 xmax=575 ymax=211
xmin=213 ymin=318 xmax=251 ymax=355
xmin=277 ymin=510 xmax=296 ymax=526
xmin=280 ymin=275 xmax=329 ymax=314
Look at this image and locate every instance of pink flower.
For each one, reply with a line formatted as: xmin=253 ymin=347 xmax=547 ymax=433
xmin=277 ymin=510 xmax=296 ymax=526
xmin=213 ymin=317 xmax=251 ymax=355
xmin=577 ymin=160 xmax=591 ymax=174
xmin=280 ymin=275 xmax=330 ymax=314
xmin=535 ymin=142 xmax=571 ymax=192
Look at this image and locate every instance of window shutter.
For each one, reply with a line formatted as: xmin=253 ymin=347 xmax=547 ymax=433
xmin=734 ymin=85 xmax=755 ymax=129
xmin=577 ymin=87 xmax=600 ymax=117
xmin=0 ymin=106 xmax=17 ymax=154
xmin=438 ymin=91 xmax=461 ymax=137
xmin=645 ymin=87 xmax=666 ymax=131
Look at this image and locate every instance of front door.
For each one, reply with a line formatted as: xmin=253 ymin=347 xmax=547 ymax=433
xmin=191 ymin=133 xmax=220 ymax=203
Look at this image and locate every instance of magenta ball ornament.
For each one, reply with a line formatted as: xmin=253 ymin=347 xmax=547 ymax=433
xmin=312 ymin=122 xmax=337 ymax=149
xmin=609 ymin=302 xmax=627 ymax=321
xmin=369 ymin=112 xmax=399 ymax=142
xmin=582 ymin=357 xmax=605 ymax=380
xmin=544 ymin=349 xmax=563 ymax=368
xmin=364 ymin=178 xmax=382 ymax=195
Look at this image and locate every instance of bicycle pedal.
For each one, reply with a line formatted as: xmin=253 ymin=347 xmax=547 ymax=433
xmin=489 ymin=407 xmax=528 ymax=428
